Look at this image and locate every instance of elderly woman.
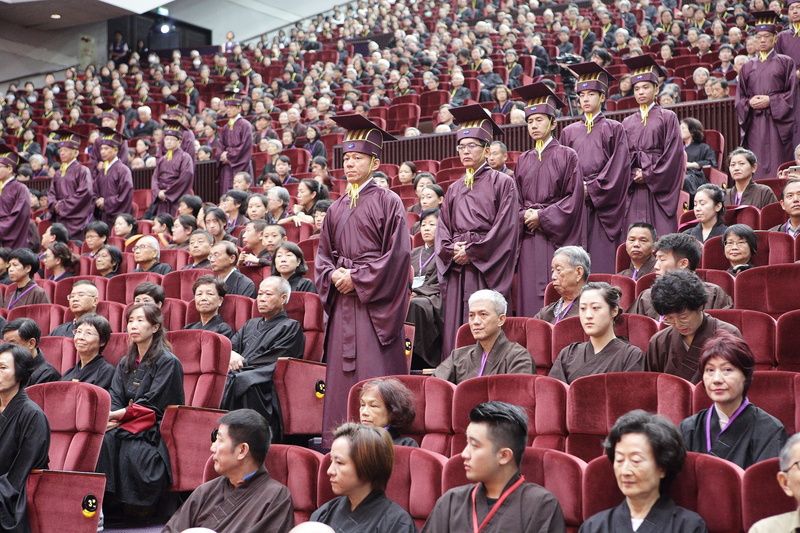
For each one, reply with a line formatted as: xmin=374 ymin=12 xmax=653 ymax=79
xmin=723 ymin=224 xmax=757 ymax=277
xmin=534 ymin=246 xmax=590 ymax=324
xmin=680 ymin=330 xmax=786 ymax=469
xmin=94 ymin=244 xmax=123 ymax=278
xmin=310 ymin=424 xmax=417 ymax=532
xmin=549 ymin=282 xmax=644 ymax=384
xmin=358 ymin=378 xmax=419 ymax=447
xmin=579 ymin=410 xmax=707 ymax=532
xmin=61 ymin=313 xmax=115 ymax=389
xmin=131 ymin=235 xmax=173 ymax=274
xmin=183 ymin=274 xmax=234 ymax=339
xmin=683 ymin=184 xmax=726 ymax=243
xmin=266 ymin=186 xmax=291 ymax=224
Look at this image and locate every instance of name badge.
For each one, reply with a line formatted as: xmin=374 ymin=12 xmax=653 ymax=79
xmin=412 ymin=276 xmax=425 ymax=289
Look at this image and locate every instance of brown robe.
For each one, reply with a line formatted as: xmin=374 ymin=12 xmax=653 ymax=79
xmin=407 ymin=245 xmax=443 ymax=367
xmin=646 ymin=313 xmax=741 ymax=383
xmin=549 ymin=338 xmax=644 ymax=384
xmin=534 ymin=297 xmax=581 ymax=324
xmin=723 ymin=180 xmax=778 ymax=210
xmin=432 ymin=331 xmax=533 ymax=385
xmin=2 ymin=280 xmax=50 ymax=310
xmin=628 ymin=282 xmax=732 ymax=321
xmin=617 ymin=254 xmax=656 ymax=280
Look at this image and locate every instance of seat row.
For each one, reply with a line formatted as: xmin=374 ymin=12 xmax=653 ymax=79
xmin=680 ymin=202 xmax=793 ymax=233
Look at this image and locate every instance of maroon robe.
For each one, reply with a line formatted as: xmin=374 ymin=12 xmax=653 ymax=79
xmin=47 ymin=159 xmax=94 ymax=240
xmin=774 ymin=29 xmax=800 ymax=150
xmin=218 ymin=116 xmax=254 ymax=196
xmin=735 ymin=52 xmax=796 ymax=180
xmin=0 ymin=178 xmax=31 ymax=250
xmin=432 ymin=331 xmax=533 ymax=384
xmin=560 ymin=113 xmax=631 ymax=273
xmin=723 ymin=180 xmax=778 ymax=210
xmin=158 ymin=130 xmax=197 ymax=162
xmin=93 ymin=159 xmax=133 ymax=225
xmin=436 ymin=164 xmax=521 ymax=358
xmin=621 ymin=104 xmax=685 ymax=237
xmin=150 ymin=147 xmax=194 ymax=216
xmin=88 ymin=136 xmax=129 ymax=180
xmin=629 ymin=281 xmax=732 ymax=320
xmin=315 ymin=179 xmax=411 ymax=440
xmin=514 ymin=140 xmax=586 ymax=317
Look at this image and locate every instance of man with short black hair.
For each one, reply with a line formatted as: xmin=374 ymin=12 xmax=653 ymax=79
xmin=2 ymin=318 xmax=61 ymax=384
xmin=617 ymin=223 xmax=657 ymax=279
xmin=1 ymin=248 xmax=49 ymax=309
xmin=209 ymin=241 xmax=256 ymax=298
xmin=183 ymin=230 xmax=214 ymax=270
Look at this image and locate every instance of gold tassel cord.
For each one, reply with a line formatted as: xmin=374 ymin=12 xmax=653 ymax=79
xmin=346 ymin=182 xmax=360 ymax=209
xmin=794 ymin=23 xmax=800 ymax=36
xmin=640 ymin=105 xmax=649 ymax=126
xmin=166 ymin=150 xmax=173 ymax=162
xmin=464 ymin=168 xmax=475 ymax=189
xmin=103 ymin=161 xmax=110 ymax=174
xmin=585 ymin=113 xmax=594 ymax=135
xmin=535 ymin=140 xmax=545 ymax=161
xmin=759 ymin=51 xmax=768 ymax=62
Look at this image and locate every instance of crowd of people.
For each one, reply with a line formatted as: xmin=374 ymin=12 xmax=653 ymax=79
xmin=3 ymin=0 xmax=800 ymax=530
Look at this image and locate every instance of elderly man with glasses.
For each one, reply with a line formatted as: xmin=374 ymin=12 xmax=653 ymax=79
xmin=50 ymin=280 xmax=99 ymax=337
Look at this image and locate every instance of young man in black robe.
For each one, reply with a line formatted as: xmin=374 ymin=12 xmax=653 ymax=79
xmin=422 ymin=401 xmax=565 ymax=532
xmin=2 ymin=318 xmax=60 ymax=385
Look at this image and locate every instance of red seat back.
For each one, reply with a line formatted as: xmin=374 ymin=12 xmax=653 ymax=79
xmin=284 ymin=291 xmax=325 ymax=362
xmin=8 ymin=304 xmax=68 ymax=336
xmin=777 ymin=310 xmax=800 ymax=371
xmin=103 ymin=332 xmax=130 ymax=367
xmin=706 ymin=309 xmax=776 ymax=369
xmin=53 ymin=276 xmax=109 ymax=307
xmin=185 ymin=293 xmax=254 ymax=332
xmin=166 ymin=330 xmax=231 ymax=408
xmin=760 ymin=201 xmax=789 ymax=230
xmin=162 ymin=405 xmax=227 ymax=492
xmin=162 ymin=269 xmax=214 ymax=301
xmin=742 ymin=458 xmax=796 ymax=530
xmin=106 ymin=272 xmax=164 ymax=304
xmin=159 ymin=248 xmax=191 ymax=271
xmin=735 ymin=264 xmax=800 ymax=318
xmin=273 ymin=358 xmax=327 ymax=435
xmin=551 ymin=314 xmax=658 ymax=364
xmin=37 ymin=336 xmax=77 ymax=375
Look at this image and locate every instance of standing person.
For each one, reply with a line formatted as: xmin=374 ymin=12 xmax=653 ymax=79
xmin=160 ymin=97 xmax=196 ymax=161
xmin=0 ymin=145 xmax=32 ymax=250
xmin=47 ymin=129 xmax=94 ymax=240
xmin=621 ymin=56 xmax=684 ymax=237
xmin=560 ymin=63 xmax=631 ymax=274
xmin=512 ymin=83 xmax=585 ymax=315
xmin=735 ymin=11 xmax=797 ymax=180
xmin=436 ymin=105 xmax=520 ymax=358
xmin=150 ymin=119 xmax=194 ymax=217
xmin=93 ymin=127 xmax=133 ymax=226
xmin=315 ymin=115 xmax=411 ymax=442
xmin=218 ymin=90 xmax=254 ymax=196
xmin=407 ymin=208 xmax=443 ymax=369
xmin=88 ymin=102 xmax=129 ymax=176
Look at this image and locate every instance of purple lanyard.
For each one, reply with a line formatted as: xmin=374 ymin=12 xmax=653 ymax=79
xmin=735 ymin=193 xmax=742 ymax=206
xmin=632 ymin=268 xmax=639 ymax=281
xmin=705 ymin=398 xmax=750 ymax=451
xmin=50 ymin=272 xmax=67 ymax=281
xmin=554 ymin=299 xmax=575 ymax=323
xmin=8 ymin=284 xmax=37 ymax=309
xmin=477 ymin=352 xmax=489 ymax=377
xmin=419 ymin=248 xmax=435 ymax=272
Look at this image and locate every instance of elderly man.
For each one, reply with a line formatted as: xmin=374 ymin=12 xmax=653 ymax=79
xmin=93 ymin=127 xmax=133 ymax=226
xmin=221 ymin=277 xmax=305 ymax=439
xmin=433 ymin=290 xmax=532 ymax=384
xmin=218 ymin=91 xmax=255 ymax=196
xmin=50 ymin=280 xmax=99 ymax=337
xmin=131 ymin=235 xmax=173 ymax=275
xmin=707 ymin=78 xmax=730 ymax=100
xmin=486 ymin=140 xmax=513 ymax=176
xmin=617 ymin=223 xmax=657 ymax=279
xmin=47 ymin=129 xmax=94 ymax=241
xmin=150 ymin=120 xmax=194 ymax=217
xmin=183 ymin=230 xmax=214 ymax=270
xmin=477 ymin=59 xmax=504 ymax=102
xmin=749 ymin=434 xmax=800 ymax=531
xmin=533 ymin=245 xmax=590 ymax=324
xmin=209 ymin=241 xmax=256 ymax=298
xmin=163 ymin=409 xmax=294 ymax=533
xmin=132 ymin=105 xmax=159 ymax=138
xmin=2 ymin=318 xmax=61 ymax=384
xmin=449 ymin=72 xmax=472 ymax=106
xmin=0 ymin=145 xmax=32 ymax=250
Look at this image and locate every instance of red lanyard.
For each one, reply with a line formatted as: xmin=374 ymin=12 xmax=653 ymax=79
xmin=471 ymin=475 xmax=525 ymax=532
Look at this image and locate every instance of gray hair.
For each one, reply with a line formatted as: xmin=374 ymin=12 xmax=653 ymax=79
xmin=553 ymin=245 xmax=591 ymax=281
xmin=29 ymin=154 xmax=45 ymax=166
xmin=779 ymin=433 xmax=800 ymax=471
xmin=267 ymin=138 xmax=283 ymax=151
xmin=138 ymin=235 xmax=160 ymax=260
xmin=615 ymin=28 xmax=630 ymax=40
xmin=263 ymin=275 xmax=291 ymax=304
xmin=268 ymin=186 xmax=290 ymax=207
xmin=468 ymin=289 xmax=507 ymax=316
xmin=138 ymin=105 xmax=151 ymax=117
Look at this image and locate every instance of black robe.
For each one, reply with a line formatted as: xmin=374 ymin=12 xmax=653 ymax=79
xmin=28 ymin=350 xmax=61 ymax=385
xmin=0 ymin=389 xmax=50 ymax=533
xmin=132 ymin=261 xmax=173 ymax=275
xmin=60 ymin=355 xmax=115 ymax=390
xmin=579 ymin=495 xmax=707 ymax=532
xmin=311 ymin=490 xmax=418 ymax=533
xmin=407 ymin=245 xmax=443 ymax=368
xmin=549 ymin=338 xmax=644 ymax=384
xmin=223 ymin=269 xmax=257 ymax=298
xmin=286 ymin=272 xmax=317 ymax=294
xmin=183 ymin=314 xmax=235 ymax=339
xmin=682 ymin=220 xmax=727 ymax=243
xmin=49 ymin=321 xmax=76 ymax=338
xmin=680 ymin=402 xmax=786 ymax=469
xmin=389 ymin=427 xmax=419 ymax=448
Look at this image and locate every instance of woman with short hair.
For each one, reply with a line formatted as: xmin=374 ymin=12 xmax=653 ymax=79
xmin=358 ymin=378 xmax=419 ymax=447
xmin=62 ymin=313 xmax=115 ymax=389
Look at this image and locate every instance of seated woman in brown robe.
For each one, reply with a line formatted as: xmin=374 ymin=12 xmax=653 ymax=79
xmin=722 ymin=224 xmax=756 ymax=277
xmin=549 ymin=282 xmax=643 ymax=384
xmin=358 ymin=378 xmax=419 ymax=448
xmin=724 ymin=148 xmax=777 ymax=209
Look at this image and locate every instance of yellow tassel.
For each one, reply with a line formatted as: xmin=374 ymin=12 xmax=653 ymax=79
xmin=103 ymin=161 xmax=110 ymax=174
xmin=640 ymin=105 xmax=649 ymax=126
xmin=464 ymin=168 xmax=475 ymax=189
xmin=585 ymin=113 xmax=594 ymax=135
xmin=166 ymin=150 xmax=173 ymax=162
xmin=228 ymin=118 xmax=235 ymax=128
xmin=759 ymin=51 xmax=768 ymax=62
xmin=346 ymin=182 xmax=360 ymax=209
xmin=535 ymin=140 xmax=545 ymax=161
xmin=794 ymin=23 xmax=800 ymax=36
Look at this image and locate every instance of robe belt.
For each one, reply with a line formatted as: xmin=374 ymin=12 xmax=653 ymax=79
xmin=336 ymin=257 xmax=358 ymax=371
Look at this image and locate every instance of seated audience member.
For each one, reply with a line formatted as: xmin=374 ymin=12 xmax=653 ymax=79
xmin=96 ymin=303 xmax=184 ymax=512
xmin=265 ymin=187 xmax=292 ymax=224
xmin=95 ymin=244 xmax=123 ymax=278
xmin=358 ymin=378 xmax=419 ymax=447
xmin=281 ymin=179 xmax=328 ymax=227
xmin=131 ymin=235 xmax=172 ymax=275
xmin=261 ymin=224 xmax=288 ymax=265
xmin=220 ymin=277 xmax=305 ymax=439
xmin=724 ymin=148 xmax=777 ymax=209
xmin=0 ymin=342 xmax=50 ymax=533
xmin=407 ymin=208 xmax=442 ymax=369
xmin=579 ymin=410 xmax=706 ymax=532
xmin=209 ymin=241 xmax=257 ymax=298
xmin=680 ymin=330 xmax=785 ymax=469
xmin=239 ymin=219 xmax=271 ymax=267
xmin=769 ymin=179 xmax=800 ymax=236
xmin=748 ymin=434 xmax=800 ymax=532
xmin=372 ymin=171 xmax=390 ymax=189
xmin=2 ymin=249 xmax=50 ymax=309
xmin=246 ymin=194 xmax=268 ymax=222
xmin=61 ymin=313 xmax=115 ymax=389
xmin=232 ymin=171 xmax=253 ymax=192
xmin=183 ymin=230 xmax=214 ymax=270
xmin=205 ymin=207 xmax=237 ymax=244
xmin=311 ymin=199 xmax=332 ymax=237
xmin=43 ymin=242 xmax=79 ymax=281
xmin=170 ymin=214 xmax=197 ymax=251
xmin=680 ymin=118 xmax=716 ymax=200
xmin=646 ymin=270 xmax=741 ymax=384
xmin=0 ymin=248 xmax=11 ymax=285
xmin=535 ymin=246 xmax=590 ymax=324
xmin=628 ymin=233 xmax=732 ymax=320
xmin=152 ymin=213 xmax=173 ymax=247
xmin=723 ymin=224 xmax=757 ymax=277
xmin=133 ymin=281 xmax=165 ymax=308
xmin=40 ymin=222 xmax=69 ymax=251
xmin=178 ymin=194 xmax=203 ymax=219
xmin=271 ymin=242 xmax=317 ymax=294
xmin=2 ymin=318 xmax=61 ymax=384
xmin=683 ymin=184 xmax=727 ymax=243
xmin=113 ymin=213 xmax=139 ymax=244
xmin=423 ymin=401 xmax=566 ymax=532
xmin=162 ymin=409 xmax=294 ymax=533
xmin=433 ymin=289 xmax=533 ymax=384
xmin=311 ymin=424 xmax=417 ymax=532
xmin=618 ymin=223 xmax=657 ymax=280
xmin=50 ymin=280 xmax=99 ymax=337
xmin=83 ymin=220 xmax=110 ymax=257
xmin=183 ymin=275 xmax=234 ymax=339
xmin=221 ymin=189 xmax=250 ymax=231
xmin=549 ymin=283 xmax=644 ymax=384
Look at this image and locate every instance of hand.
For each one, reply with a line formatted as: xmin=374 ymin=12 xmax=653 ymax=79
xmin=453 ymin=241 xmax=470 ymax=265
xmin=633 ymin=168 xmax=644 ymax=184
xmin=796 ymin=70 xmax=800 ymax=80
xmin=54 ymin=202 xmax=61 ymax=214
xmin=749 ymin=95 xmax=770 ymax=109
xmin=158 ymin=190 xmax=167 ymax=201
xmin=292 ymin=204 xmax=303 ymax=215
xmin=220 ymin=151 xmax=229 ymax=163
xmin=97 ymin=162 xmax=104 ymax=170
xmin=333 ymin=267 xmax=354 ymax=293
xmin=96 ymin=197 xmax=105 ymax=209
xmin=229 ymin=351 xmax=244 ymax=372
xmin=109 ymin=408 xmax=126 ymax=422
xmin=239 ymin=253 xmax=256 ymax=265
xmin=524 ymin=208 xmax=540 ymax=231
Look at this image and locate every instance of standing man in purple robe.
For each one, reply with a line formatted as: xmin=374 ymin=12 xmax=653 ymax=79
xmin=560 ymin=63 xmax=631 ymax=274
xmin=218 ymin=90 xmax=254 ymax=196
xmin=93 ymin=127 xmax=133 ymax=226
xmin=774 ymin=0 xmax=800 ymax=148
xmin=315 ymin=115 xmax=411 ymax=442
xmin=159 ymin=97 xmax=197 ymax=162
xmin=621 ymin=56 xmax=684 ymax=237
xmin=88 ymin=102 xmax=129 ymax=177
xmin=736 ymin=11 xmax=797 ymax=180
xmin=512 ymin=83 xmax=585 ymax=316
xmin=150 ymin=120 xmax=194 ymax=217
xmin=0 ymin=146 xmax=32 ymax=250
xmin=436 ymin=105 xmax=521 ymax=358
xmin=47 ymin=129 xmax=94 ymax=241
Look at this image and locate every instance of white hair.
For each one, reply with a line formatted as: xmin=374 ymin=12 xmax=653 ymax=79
xmin=468 ymin=289 xmax=507 ymax=316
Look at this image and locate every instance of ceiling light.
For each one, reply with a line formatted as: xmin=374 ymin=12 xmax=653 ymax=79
xmin=160 ymin=24 xmax=170 ymax=34
xmin=50 ymin=13 xmax=61 ymax=19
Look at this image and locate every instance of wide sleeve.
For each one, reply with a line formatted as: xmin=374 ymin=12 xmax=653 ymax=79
xmin=751 ymin=412 xmax=787 ymax=465
xmin=164 ymin=155 xmax=195 ymax=203
xmin=537 ymin=149 xmax=587 ymax=248
xmin=734 ymin=63 xmax=753 ymax=130
xmin=134 ymin=354 xmax=185 ymax=417
xmin=226 ymin=121 xmax=255 ymax=166
xmin=506 ymin=345 xmax=534 ymax=375
xmin=548 ymin=348 xmax=570 ymax=383
xmin=639 ymin=111 xmax=685 ymax=202
xmin=696 ymin=143 xmax=718 ymax=169
xmin=0 ymin=185 xmax=30 ymax=238
xmin=314 ymin=206 xmax=339 ymax=310
xmin=431 ymin=360 xmax=457 ymax=384
xmin=768 ymin=57 xmax=797 ymax=126
xmin=55 ymin=166 xmax=94 ymax=215
xmin=102 ymin=166 xmax=134 ymax=216
xmin=420 ymin=491 xmax=456 ymax=533
xmin=150 ymin=161 xmax=163 ymax=200
xmin=254 ymin=484 xmax=295 ymax=533
xmin=645 ymin=333 xmax=666 ymax=373
xmin=583 ymin=123 xmax=633 ymax=211
xmin=523 ymin=488 xmax=567 ymax=533
xmin=245 ymin=320 xmax=305 ymax=368
xmin=435 ymin=188 xmax=458 ymax=273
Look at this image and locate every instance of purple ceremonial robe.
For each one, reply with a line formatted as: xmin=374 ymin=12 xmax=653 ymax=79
xmin=158 ymin=130 xmax=197 ymax=162
xmin=151 ymin=148 xmax=194 ymax=216
xmin=774 ymin=29 xmax=800 ymax=150
xmin=621 ymin=105 xmax=684 ymax=237
xmin=218 ymin=116 xmax=254 ymax=196
xmin=735 ymin=52 xmax=797 ymax=180
xmin=436 ymin=164 xmax=521 ymax=358
xmin=93 ymin=159 xmax=133 ymax=225
xmin=514 ymin=140 xmax=586 ymax=317
xmin=315 ymin=179 xmax=411 ymax=441
xmin=0 ymin=178 xmax=31 ymax=250
xmin=89 ymin=136 xmax=128 ymax=180
xmin=560 ymin=114 xmax=631 ymax=273
xmin=47 ymin=159 xmax=94 ymax=239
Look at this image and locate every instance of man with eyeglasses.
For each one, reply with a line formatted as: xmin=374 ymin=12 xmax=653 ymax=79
xmin=436 ymin=104 xmax=520 ymax=359
xmin=131 ymin=235 xmax=172 ymax=275
xmin=749 ymin=433 xmax=800 ymax=532
xmin=50 ymin=280 xmax=98 ymax=337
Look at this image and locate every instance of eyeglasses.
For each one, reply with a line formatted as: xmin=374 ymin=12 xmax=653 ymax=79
xmin=132 ymin=245 xmax=154 ymax=251
xmin=662 ymin=312 xmax=694 ymax=326
xmin=67 ymin=292 xmax=95 ymax=300
xmin=723 ymin=240 xmax=748 ymax=248
xmin=456 ymin=143 xmax=483 ymax=152
xmin=73 ymin=329 xmax=99 ymax=338
xmin=783 ymin=460 xmax=800 ymax=473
